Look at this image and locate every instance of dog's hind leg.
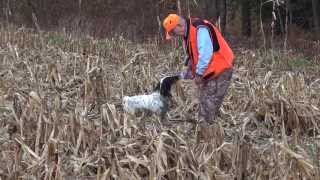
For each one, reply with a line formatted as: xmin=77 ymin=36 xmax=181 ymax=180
xmin=159 ymin=110 xmax=173 ymax=128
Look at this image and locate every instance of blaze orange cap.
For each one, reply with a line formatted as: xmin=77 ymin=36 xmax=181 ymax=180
xmin=163 ymin=14 xmax=179 ymax=40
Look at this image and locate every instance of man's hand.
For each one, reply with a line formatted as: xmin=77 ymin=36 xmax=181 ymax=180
xmin=194 ymin=74 xmax=203 ymax=86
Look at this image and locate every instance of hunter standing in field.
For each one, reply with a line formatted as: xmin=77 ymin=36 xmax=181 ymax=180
xmin=163 ymin=14 xmax=234 ymax=142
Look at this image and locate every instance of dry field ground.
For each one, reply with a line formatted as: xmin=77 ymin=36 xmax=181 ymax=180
xmin=0 ymin=24 xmax=319 ymax=179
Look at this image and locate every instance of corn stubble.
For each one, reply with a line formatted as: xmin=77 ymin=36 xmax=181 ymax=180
xmin=0 ymin=24 xmax=319 ymax=180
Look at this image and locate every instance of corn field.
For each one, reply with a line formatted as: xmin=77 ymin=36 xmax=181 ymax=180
xmin=0 ymin=24 xmax=319 ymax=180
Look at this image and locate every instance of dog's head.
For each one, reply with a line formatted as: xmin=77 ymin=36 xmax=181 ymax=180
xmin=154 ymin=75 xmax=180 ymax=97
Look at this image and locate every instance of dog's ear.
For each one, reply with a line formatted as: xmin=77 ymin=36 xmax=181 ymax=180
xmin=153 ymin=82 xmax=160 ymax=91
xmin=159 ymin=75 xmax=180 ymax=97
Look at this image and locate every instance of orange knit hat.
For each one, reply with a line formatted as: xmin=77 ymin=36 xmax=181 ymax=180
xmin=163 ymin=14 xmax=179 ymax=40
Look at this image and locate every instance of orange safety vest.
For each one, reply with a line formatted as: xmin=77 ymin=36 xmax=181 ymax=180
xmin=184 ymin=18 xmax=234 ymax=78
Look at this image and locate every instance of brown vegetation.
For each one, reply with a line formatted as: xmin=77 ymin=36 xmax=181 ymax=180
xmin=0 ymin=24 xmax=319 ymax=179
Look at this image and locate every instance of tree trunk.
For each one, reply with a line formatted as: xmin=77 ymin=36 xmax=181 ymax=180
xmin=203 ymin=0 xmax=217 ymax=22
xmin=186 ymin=0 xmax=190 ymax=17
xmin=284 ymin=0 xmax=289 ymax=52
xmin=241 ymin=0 xmax=251 ymax=37
xmin=312 ymin=0 xmax=320 ymax=39
xmin=276 ymin=4 xmax=284 ymax=34
xmin=219 ymin=0 xmax=227 ymax=35
xmin=177 ymin=0 xmax=181 ymax=15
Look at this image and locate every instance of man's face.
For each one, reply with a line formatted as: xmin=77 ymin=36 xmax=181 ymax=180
xmin=169 ymin=23 xmax=185 ymax=37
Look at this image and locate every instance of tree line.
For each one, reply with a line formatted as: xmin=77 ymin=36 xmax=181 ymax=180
xmin=0 ymin=0 xmax=319 ymax=41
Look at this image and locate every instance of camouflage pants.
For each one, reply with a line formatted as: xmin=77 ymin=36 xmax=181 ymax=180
xmin=197 ymin=68 xmax=233 ymax=125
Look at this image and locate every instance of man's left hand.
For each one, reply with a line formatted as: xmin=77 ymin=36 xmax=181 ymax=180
xmin=194 ymin=74 xmax=203 ymax=86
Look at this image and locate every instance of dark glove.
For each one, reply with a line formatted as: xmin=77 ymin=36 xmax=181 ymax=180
xmin=194 ymin=74 xmax=203 ymax=86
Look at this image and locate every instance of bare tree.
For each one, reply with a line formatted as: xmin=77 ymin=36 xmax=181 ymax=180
xmin=312 ymin=0 xmax=320 ymax=39
xmin=241 ymin=0 xmax=251 ymax=36
xmin=203 ymin=0 xmax=217 ymax=21
xmin=220 ymin=0 xmax=227 ymax=34
xmin=177 ymin=0 xmax=182 ymax=15
xmin=200 ymin=0 xmax=227 ymax=33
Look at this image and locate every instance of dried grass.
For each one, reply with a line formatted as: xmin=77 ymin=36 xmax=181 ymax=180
xmin=0 ymin=24 xmax=319 ymax=179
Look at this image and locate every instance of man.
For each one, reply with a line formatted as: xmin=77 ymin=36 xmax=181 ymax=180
xmin=162 ymin=14 xmax=234 ymax=141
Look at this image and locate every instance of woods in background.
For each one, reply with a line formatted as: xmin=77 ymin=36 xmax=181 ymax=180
xmin=0 ymin=0 xmax=319 ymax=42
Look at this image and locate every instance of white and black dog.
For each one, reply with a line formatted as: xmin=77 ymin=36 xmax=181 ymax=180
xmin=122 ymin=75 xmax=180 ymax=119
